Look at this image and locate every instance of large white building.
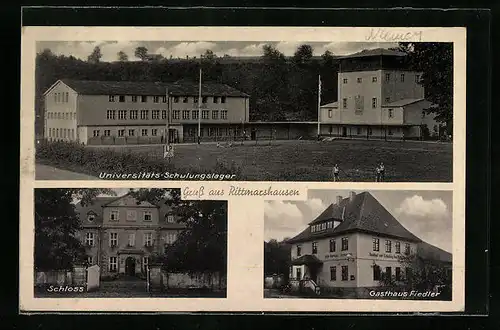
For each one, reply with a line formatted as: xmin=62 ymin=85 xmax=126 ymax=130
xmin=319 ymin=49 xmax=440 ymax=139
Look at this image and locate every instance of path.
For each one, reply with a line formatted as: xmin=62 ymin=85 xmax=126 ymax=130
xmin=36 ymin=163 xmax=98 ymax=180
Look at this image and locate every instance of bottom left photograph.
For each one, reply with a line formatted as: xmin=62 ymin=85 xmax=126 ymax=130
xmin=33 ymin=188 xmax=228 ymax=298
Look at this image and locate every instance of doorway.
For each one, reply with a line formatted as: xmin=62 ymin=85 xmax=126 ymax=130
xmin=341 ymin=127 xmax=347 ymax=137
xmin=125 ymin=257 xmax=136 ymax=276
xmin=251 ymin=128 xmax=256 ymax=140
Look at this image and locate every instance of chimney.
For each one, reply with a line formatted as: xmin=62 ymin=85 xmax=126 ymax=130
xmin=336 ymin=195 xmax=343 ymax=205
xmin=349 ymin=191 xmax=356 ymax=201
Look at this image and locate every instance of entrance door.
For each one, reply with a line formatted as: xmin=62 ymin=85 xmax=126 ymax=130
xmin=125 ymin=257 xmax=136 ymax=276
xmin=168 ymin=129 xmax=178 ymax=143
xmin=342 ymin=127 xmax=347 ymax=137
xmin=251 ymin=129 xmax=256 ymax=140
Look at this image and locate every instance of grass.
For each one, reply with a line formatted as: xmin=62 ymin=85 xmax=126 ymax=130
xmin=85 ymin=139 xmax=452 ymax=182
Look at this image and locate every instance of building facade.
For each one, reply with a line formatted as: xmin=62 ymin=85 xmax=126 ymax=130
xmin=43 ymin=79 xmax=250 ymax=145
xmin=319 ymin=49 xmax=440 ymax=139
xmin=75 ymin=193 xmax=186 ymax=276
xmin=286 ymin=191 xmax=451 ymax=291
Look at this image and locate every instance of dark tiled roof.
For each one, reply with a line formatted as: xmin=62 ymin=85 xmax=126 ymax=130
xmin=383 ymin=98 xmax=425 ymax=107
xmin=288 ymin=192 xmax=421 ymax=244
xmin=338 ymin=48 xmax=407 ymax=59
xmin=417 ymin=241 xmax=452 ymax=263
xmin=58 ymin=79 xmax=249 ymax=97
xmin=75 ymin=197 xmax=117 ymax=226
xmin=291 ymin=254 xmax=323 ymax=265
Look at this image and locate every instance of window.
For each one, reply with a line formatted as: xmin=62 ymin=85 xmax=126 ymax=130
xmin=109 ymin=95 xmax=115 ymax=102
xmin=119 ymin=95 xmax=125 ymax=102
xmin=109 ymin=256 xmax=118 ymax=271
xmin=153 ymin=96 xmax=160 ymax=103
xmin=202 ymin=110 xmax=209 ymax=119
xmin=104 ymin=130 xmax=111 ymax=137
xmin=356 ymin=127 xmax=361 ymax=135
xmin=388 ymin=109 xmax=394 ymax=118
xmin=162 ymin=110 xmax=167 ymax=120
xmin=128 ymin=233 xmax=135 ymax=247
xmin=182 ymin=110 xmax=190 ymax=120
xmin=106 ymin=110 xmax=116 ymax=120
xmin=415 ymin=74 xmax=421 ymax=83
xmin=193 ymin=97 xmax=199 ymax=104
xmin=373 ymin=265 xmax=381 ymax=281
xmin=165 ymin=232 xmax=177 ymax=245
xmin=329 ymin=239 xmax=336 ymax=252
xmin=85 ymin=232 xmax=95 ymax=246
xmin=141 ymin=96 xmax=147 ymax=103
xmin=173 ymin=96 xmax=179 ymax=103
xmin=140 ymin=110 xmax=149 ymax=120
xmin=130 ymin=110 xmax=138 ymax=120
xmin=141 ymin=129 xmax=148 ymax=136
xmin=143 ymin=257 xmax=149 ymax=272
xmin=118 ymin=129 xmax=125 ymax=137
xmin=373 ymin=238 xmax=380 ymax=251
xmin=312 ymin=242 xmax=318 ymax=254
xmin=152 ymin=110 xmax=160 ymax=119
xmin=110 ymin=210 xmax=119 ymax=221
xmin=395 ymin=267 xmax=401 ymax=281
xmin=385 ymin=73 xmax=391 ymax=81
xmin=385 ymin=240 xmax=392 ymax=253
xmin=343 ymin=78 xmax=348 ymax=84
xmin=172 ymin=110 xmax=180 ymax=120
xmin=192 ymin=110 xmax=199 ymax=119
xmin=127 ymin=210 xmax=137 ymax=221
xmin=213 ymin=96 xmax=219 ymax=103
xmin=144 ymin=233 xmax=153 ymax=246
xmin=357 ymin=77 xmax=362 ymax=83
xmin=422 ymin=111 xmax=426 ymax=118
xmin=405 ymin=267 xmax=412 ymax=280
xmin=132 ymin=95 xmax=138 ymax=102
xmin=221 ymin=96 xmax=226 ymax=103
xmin=400 ymin=73 xmax=405 ymax=82
xmin=372 ymin=77 xmax=377 ymax=82
xmin=221 ymin=110 xmax=228 ymax=120
xmin=388 ymin=128 xmax=393 ymax=136
xmin=143 ymin=211 xmax=152 ymax=221
xmin=162 ymin=96 xmax=167 ymax=103
xmin=330 ymin=266 xmax=337 ymax=281
xmin=182 ymin=97 xmax=188 ymax=103
xmin=327 ymin=221 xmax=333 ymax=229
xmin=372 ymin=97 xmax=377 ymax=108
xmin=118 ymin=110 xmax=127 ymax=120
xmin=342 ymin=98 xmax=347 ymax=108
xmin=341 ymin=237 xmax=348 ymax=251
xmin=87 ymin=256 xmax=93 ymax=265
xmin=296 ymin=268 xmax=302 ymax=280
xmin=405 ymin=243 xmax=411 ymax=255
xmin=385 ymin=97 xmax=390 ymax=103
xmin=341 ymin=266 xmax=348 ymax=281
xmin=166 ymin=214 xmax=175 ymax=223
xmin=128 ymin=129 xmax=135 ymax=136
xmin=93 ymin=130 xmax=100 ymax=137
xmin=368 ymin=127 xmax=373 ymax=135
xmin=109 ymin=232 xmax=118 ymax=247
xmin=296 ymin=245 xmax=302 ymax=257
xmin=212 ymin=110 xmax=219 ymax=119
xmin=152 ymin=129 xmax=158 ymax=136
xmin=202 ymin=96 xmax=208 ymax=103
xmin=385 ymin=267 xmax=392 ymax=280
xmin=328 ymin=109 xmax=333 ymax=118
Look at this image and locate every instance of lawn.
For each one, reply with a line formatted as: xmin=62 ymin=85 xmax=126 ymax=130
xmin=86 ymin=139 xmax=452 ymax=182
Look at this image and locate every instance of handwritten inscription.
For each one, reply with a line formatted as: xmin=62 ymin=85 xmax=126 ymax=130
xmin=365 ymin=28 xmax=423 ymax=42
xmin=182 ymin=185 xmax=301 ymax=199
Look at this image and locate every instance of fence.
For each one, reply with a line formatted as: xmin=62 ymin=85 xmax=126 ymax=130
xmin=34 ymin=264 xmax=100 ymax=292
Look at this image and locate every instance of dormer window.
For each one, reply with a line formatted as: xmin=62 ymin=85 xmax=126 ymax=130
xmin=166 ymin=214 xmax=174 ymax=223
xmin=87 ymin=212 xmax=96 ymax=222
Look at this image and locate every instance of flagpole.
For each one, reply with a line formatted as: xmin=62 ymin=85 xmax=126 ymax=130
xmin=197 ymin=67 xmax=202 ymax=144
xmin=317 ymin=74 xmax=321 ymax=137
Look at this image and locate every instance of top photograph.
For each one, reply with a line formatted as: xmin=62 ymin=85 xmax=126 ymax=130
xmin=34 ymin=40 xmax=454 ymax=182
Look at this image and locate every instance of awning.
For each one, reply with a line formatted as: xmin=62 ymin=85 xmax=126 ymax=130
xmin=291 ymin=254 xmax=323 ymax=266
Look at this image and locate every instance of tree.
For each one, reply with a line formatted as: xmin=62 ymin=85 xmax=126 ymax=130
xmin=117 ymin=50 xmax=128 ymax=62
xmin=264 ymin=239 xmax=291 ymax=281
xmin=292 ymin=44 xmax=313 ymax=66
xmin=134 ymin=46 xmax=149 ymax=61
xmin=87 ymin=46 xmax=102 ymax=64
xmin=202 ymin=49 xmax=217 ymax=60
xmin=398 ymin=42 xmax=453 ymax=134
xmin=128 ymin=189 xmax=227 ymax=274
xmin=34 ymin=188 xmax=115 ymax=271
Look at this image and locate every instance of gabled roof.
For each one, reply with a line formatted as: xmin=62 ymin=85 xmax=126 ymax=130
xmin=75 ymin=197 xmax=117 ymax=225
xmin=291 ymin=254 xmax=323 ymax=265
xmin=338 ymin=48 xmax=407 ymax=59
xmin=383 ymin=98 xmax=426 ymax=107
xmin=288 ymin=192 xmax=421 ymax=244
xmin=320 ymin=101 xmax=338 ymax=108
xmin=51 ymin=79 xmax=249 ymax=97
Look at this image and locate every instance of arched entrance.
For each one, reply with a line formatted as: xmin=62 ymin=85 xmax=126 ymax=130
xmin=125 ymin=257 xmax=136 ymax=276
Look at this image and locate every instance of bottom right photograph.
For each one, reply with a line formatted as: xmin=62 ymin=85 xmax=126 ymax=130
xmin=263 ymin=189 xmax=453 ymax=300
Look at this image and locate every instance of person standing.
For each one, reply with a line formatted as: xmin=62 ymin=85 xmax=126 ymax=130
xmin=379 ymin=162 xmax=385 ymax=182
xmin=375 ymin=163 xmax=381 ymax=182
xmin=332 ymin=164 xmax=340 ymax=182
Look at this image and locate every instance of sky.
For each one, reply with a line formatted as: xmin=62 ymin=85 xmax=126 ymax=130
xmin=264 ymin=190 xmax=453 ymax=253
xmin=36 ymin=41 xmax=398 ymax=62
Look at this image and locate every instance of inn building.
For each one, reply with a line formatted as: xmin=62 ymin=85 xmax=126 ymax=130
xmin=43 ymin=79 xmax=250 ymax=145
xmin=286 ymin=191 xmax=451 ymax=291
xmin=75 ymin=193 xmax=186 ymax=276
xmin=319 ymin=48 xmax=440 ymax=139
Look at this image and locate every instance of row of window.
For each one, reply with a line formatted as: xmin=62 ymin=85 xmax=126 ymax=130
xmin=105 ymin=109 xmax=229 ymax=121
xmin=47 ymin=112 xmax=76 ymax=120
xmin=92 ymin=126 xmax=242 ymax=138
xmin=296 ymin=237 xmax=349 ymax=256
xmin=373 ymin=238 xmax=411 ymax=254
xmin=342 ymin=73 xmax=420 ymax=84
xmin=104 ymin=256 xmax=149 ymax=272
xmin=311 ymin=221 xmax=339 ymax=233
xmin=324 ymin=125 xmax=402 ymax=136
xmin=328 ymin=107 xmax=395 ymax=118
xmin=87 ymin=211 xmax=175 ymax=223
xmin=48 ymin=128 xmax=75 ymax=139
xmin=84 ymin=231 xmax=177 ymax=247
xmin=108 ymin=95 xmax=227 ymax=104
xmin=53 ymin=92 xmax=70 ymax=103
